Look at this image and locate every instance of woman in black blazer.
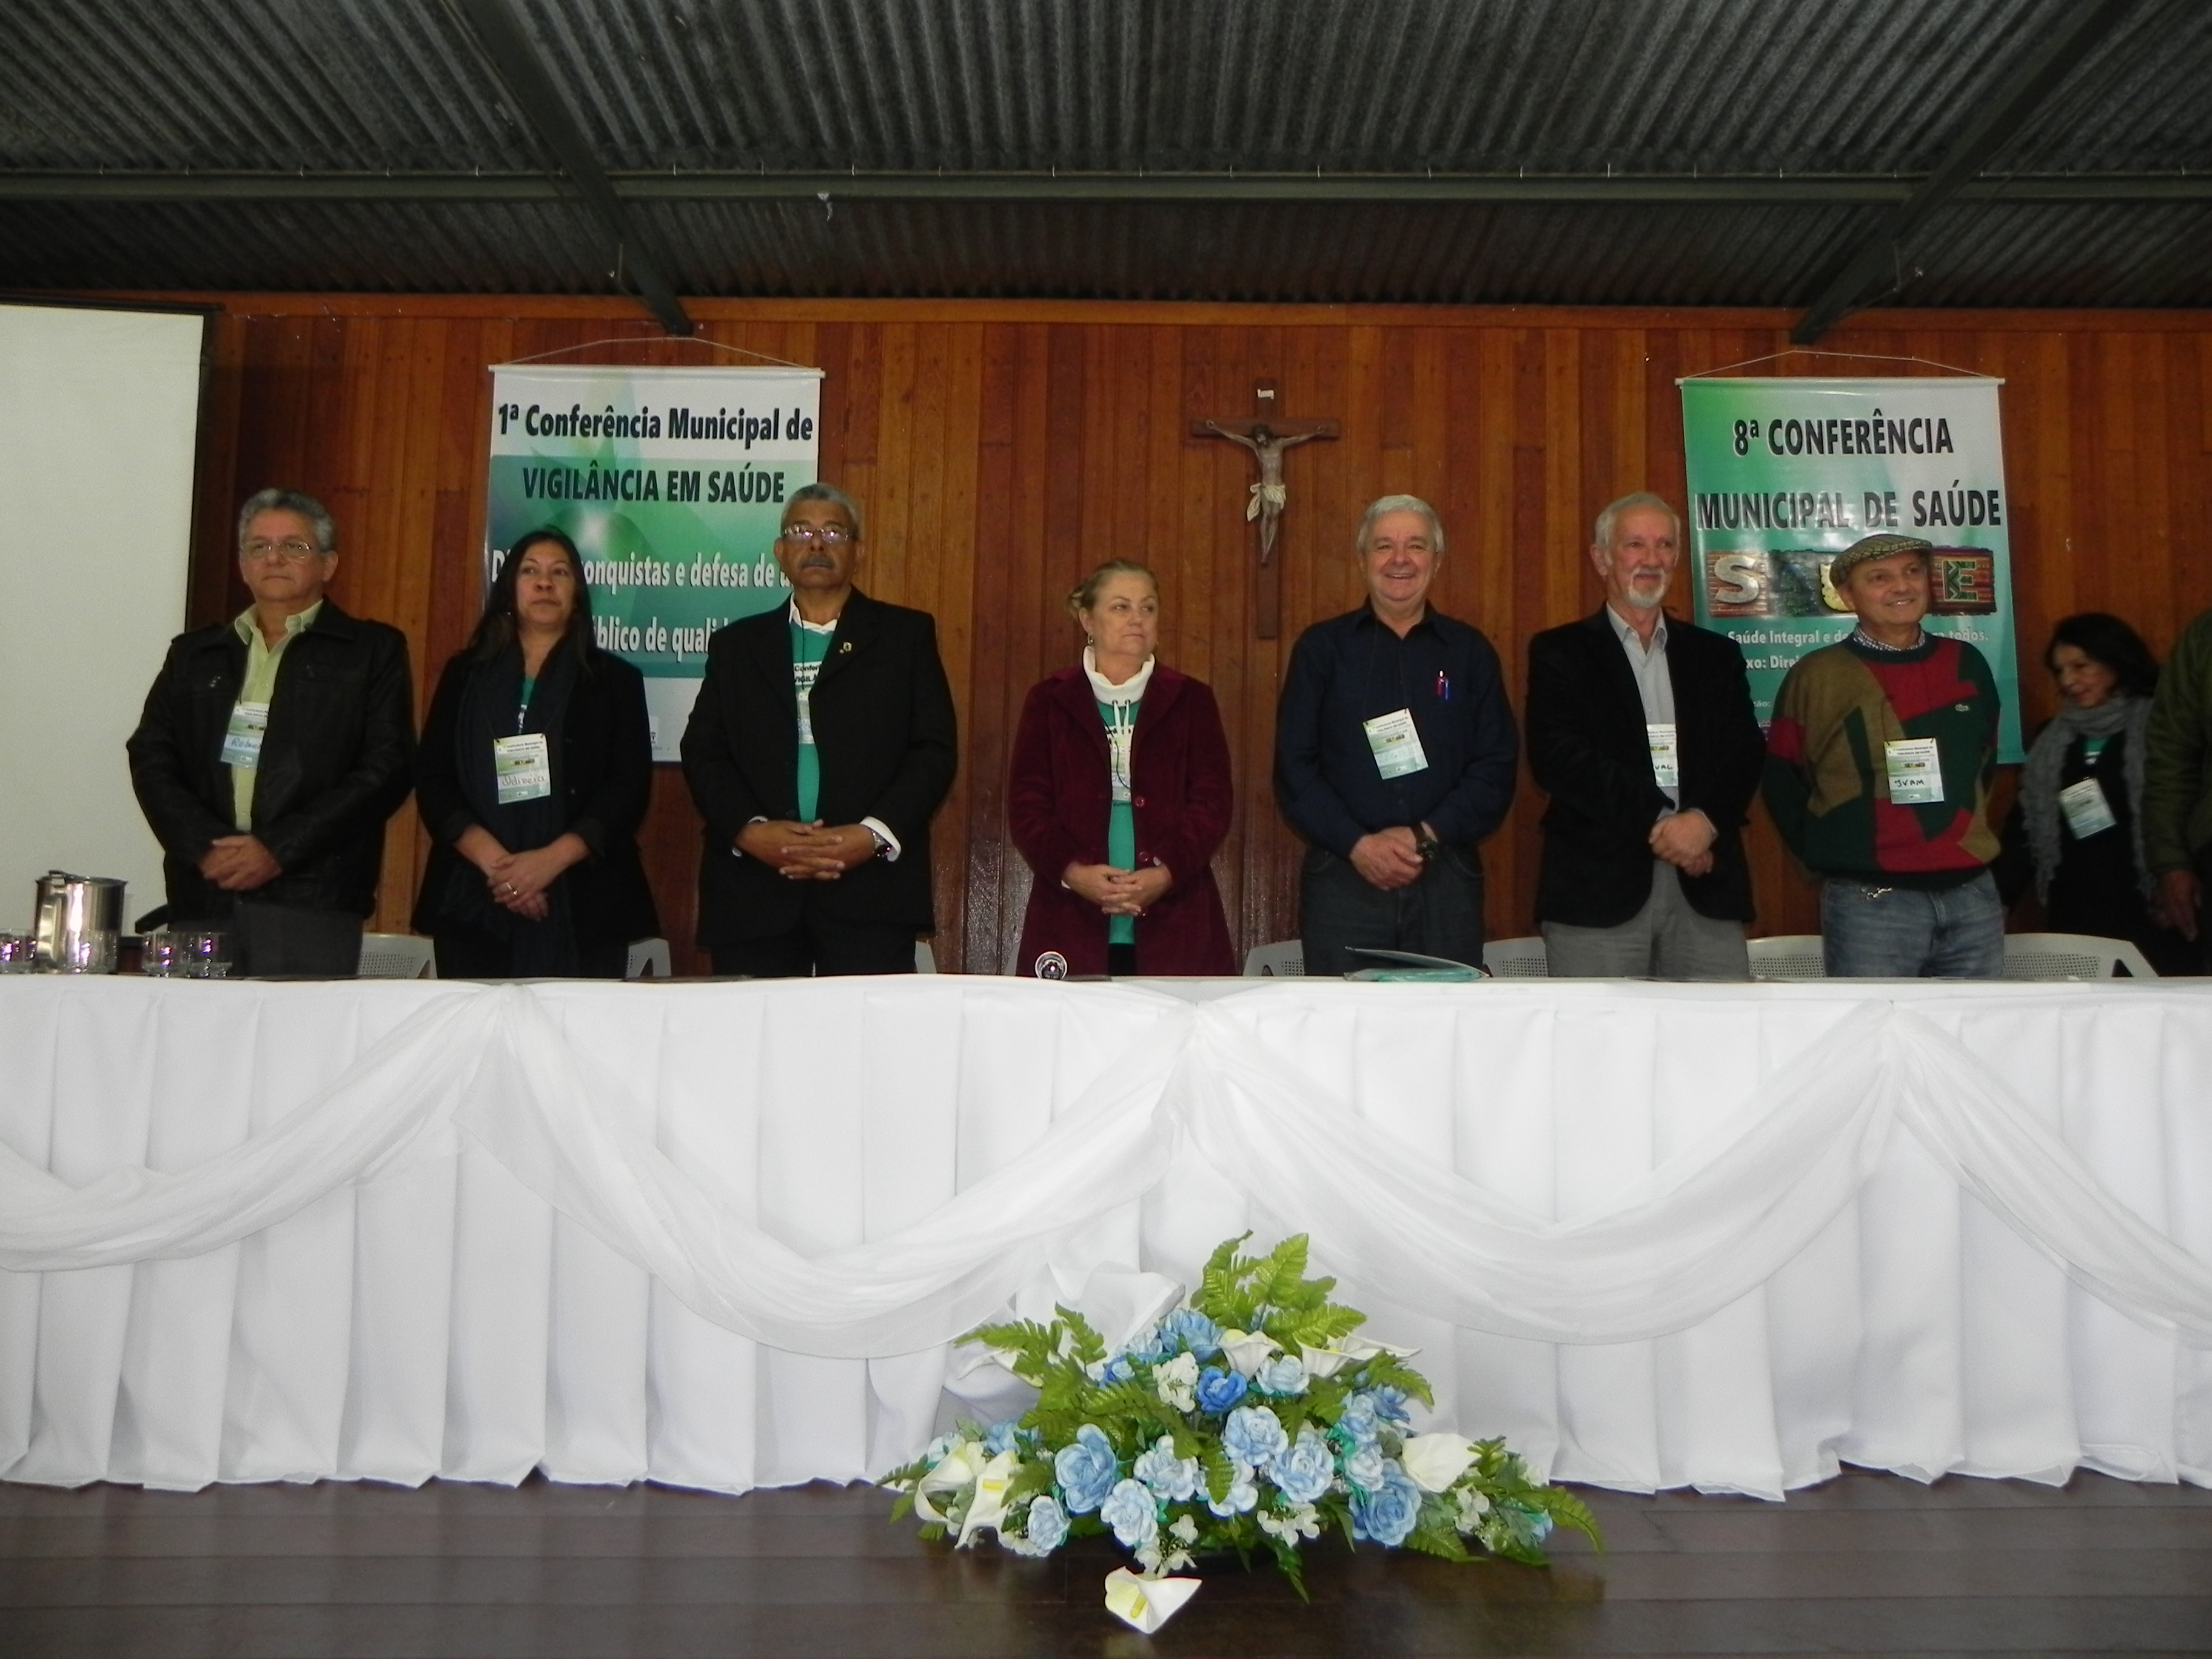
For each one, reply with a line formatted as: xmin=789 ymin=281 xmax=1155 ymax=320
xmin=412 ymin=528 xmax=657 ymax=977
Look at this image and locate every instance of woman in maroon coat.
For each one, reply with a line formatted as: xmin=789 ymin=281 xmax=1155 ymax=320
xmin=1009 ymin=561 xmax=1237 ymax=977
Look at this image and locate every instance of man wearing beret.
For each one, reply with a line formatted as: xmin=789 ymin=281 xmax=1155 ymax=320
xmin=1762 ymin=532 xmax=2004 ymax=976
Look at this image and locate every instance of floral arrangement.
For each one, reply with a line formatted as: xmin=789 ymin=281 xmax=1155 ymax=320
xmin=884 ymin=1235 xmax=1598 ymax=1622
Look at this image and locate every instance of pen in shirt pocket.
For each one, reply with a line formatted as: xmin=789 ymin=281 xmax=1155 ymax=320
xmin=1435 ymin=671 xmax=1451 ymax=700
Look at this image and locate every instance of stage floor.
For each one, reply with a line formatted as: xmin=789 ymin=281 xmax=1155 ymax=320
xmin=2 ymin=1470 xmax=2208 ymax=1657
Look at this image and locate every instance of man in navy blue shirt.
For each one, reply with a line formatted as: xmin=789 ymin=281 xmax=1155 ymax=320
xmin=1274 ymin=495 xmax=1519 ymax=975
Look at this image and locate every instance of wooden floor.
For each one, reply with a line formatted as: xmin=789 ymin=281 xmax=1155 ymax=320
xmin=2 ymin=1468 xmax=2209 ymax=1657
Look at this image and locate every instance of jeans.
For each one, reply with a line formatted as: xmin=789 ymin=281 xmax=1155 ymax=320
xmin=1299 ymin=844 xmax=1485 ymax=977
xmin=1821 ymin=870 xmax=2004 ymax=978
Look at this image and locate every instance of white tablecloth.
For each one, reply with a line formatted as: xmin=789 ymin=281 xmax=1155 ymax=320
xmin=2 ymin=975 xmax=2210 ymax=1499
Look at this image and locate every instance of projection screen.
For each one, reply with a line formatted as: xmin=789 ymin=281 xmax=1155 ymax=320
xmin=0 ymin=301 xmax=207 ymax=937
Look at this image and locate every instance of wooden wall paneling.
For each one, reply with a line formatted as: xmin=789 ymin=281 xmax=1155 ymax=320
xmin=961 ymin=323 xmax=1024 ymax=979
xmin=152 ymin=295 xmax=2212 ymax=970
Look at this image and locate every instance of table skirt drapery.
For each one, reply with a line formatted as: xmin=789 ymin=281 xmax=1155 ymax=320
xmin=2 ymin=975 xmax=2209 ymax=1500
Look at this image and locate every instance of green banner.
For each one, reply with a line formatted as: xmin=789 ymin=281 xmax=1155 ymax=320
xmin=487 ymin=363 xmax=822 ymax=759
xmin=1679 ymin=376 xmax=2022 ymax=763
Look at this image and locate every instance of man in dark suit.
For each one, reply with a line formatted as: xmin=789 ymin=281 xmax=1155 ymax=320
xmin=1526 ymin=492 xmax=1765 ymax=978
xmin=680 ymin=484 xmax=957 ymax=976
xmin=127 ymin=488 xmax=414 ymax=976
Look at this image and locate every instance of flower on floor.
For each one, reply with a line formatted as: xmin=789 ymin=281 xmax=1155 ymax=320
xmin=883 ymin=1233 xmax=1601 ymax=1622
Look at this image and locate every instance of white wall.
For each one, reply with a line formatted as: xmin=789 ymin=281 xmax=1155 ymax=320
xmin=0 ymin=303 xmax=204 ymax=934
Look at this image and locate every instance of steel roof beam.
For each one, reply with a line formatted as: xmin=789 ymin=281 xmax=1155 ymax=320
xmin=8 ymin=170 xmax=2212 ymax=206
xmin=1790 ymin=0 xmax=2143 ymax=344
xmin=445 ymin=0 xmax=691 ymax=335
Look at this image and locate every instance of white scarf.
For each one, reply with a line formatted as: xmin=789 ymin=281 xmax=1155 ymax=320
xmin=1085 ymin=648 xmax=1155 ymax=803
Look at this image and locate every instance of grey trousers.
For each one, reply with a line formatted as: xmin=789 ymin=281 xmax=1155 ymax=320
xmin=1541 ymin=860 xmax=1749 ymax=980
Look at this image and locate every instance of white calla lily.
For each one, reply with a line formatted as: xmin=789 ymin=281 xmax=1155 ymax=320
xmin=912 ymin=1439 xmax=985 ymax=1525
xmin=1105 ymin=1566 xmax=1201 ymax=1632
xmin=1298 ymin=1333 xmax=1421 ymax=1379
xmin=1218 ymin=1327 xmax=1280 ymax=1378
xmin=956 ymin=1449 xmax=1024 ymax=1547
xmin=1399 ymin=1433 xmax=1478 ymax=1493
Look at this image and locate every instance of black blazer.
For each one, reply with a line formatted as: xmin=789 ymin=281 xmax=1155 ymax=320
xmin=1526 ymin=608 xmax=1766 ymax=927
xmin=410 ymin=646 xmax=659 ymax=948
xmin=680 ymin=589 xmax=957 ymax=944
xmin=127 ymin=600 xmax=415 ymax=920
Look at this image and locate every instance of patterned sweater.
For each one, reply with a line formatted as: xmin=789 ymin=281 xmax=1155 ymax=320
xmin=1762 ymin=634 xmax=2001 ymax=886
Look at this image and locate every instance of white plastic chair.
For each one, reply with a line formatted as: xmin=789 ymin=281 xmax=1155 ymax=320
xmin=1243 ymin=940 xmax=1305 ymax=977
xmin=914 ymin=939 xmax=937 ymax=974
xmin=2002 ymin=932 xmax=2159 ymax=980
xmin=1748 ymin=934 xmax=1828 ymax=981
xmin=625 ymin=937 xmax=672 ymax=980
xmin=1481 ymin=936 xmax=1549 ymax=978
xmin=358 ymin=932 xmax=434 ymax=979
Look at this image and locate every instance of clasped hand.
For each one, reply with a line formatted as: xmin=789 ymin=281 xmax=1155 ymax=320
xmin=1064 ymin=862 xmax=1171 ymax=916
xmin=198 ymin=834 xmax=282 ymax=893
xmin=1649 ymin=809 xmax=1717 ymax=878
xmin=458 ymin=826 xmax=587 ymax=920
xmin=739 ymin=819 xmax=878 ymax=880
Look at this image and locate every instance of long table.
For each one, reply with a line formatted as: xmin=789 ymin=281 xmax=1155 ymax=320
xmin=3 ymin=974 xmax=2209 ymax=1500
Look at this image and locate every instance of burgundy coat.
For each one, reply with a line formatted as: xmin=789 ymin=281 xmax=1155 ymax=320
xmin=1008 ymin=663 xmax=1236 ymax=977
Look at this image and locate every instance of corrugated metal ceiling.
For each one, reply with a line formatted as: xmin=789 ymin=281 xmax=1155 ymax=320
xmin=4 ymin=0 xmax=2210 ymax=311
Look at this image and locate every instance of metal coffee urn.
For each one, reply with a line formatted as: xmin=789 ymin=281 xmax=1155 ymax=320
xmin=31 ymin=871 xmax=127 ymax=973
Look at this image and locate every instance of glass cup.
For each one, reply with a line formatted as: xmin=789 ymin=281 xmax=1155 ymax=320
xmin=0 ymin=934 xmax=34 ymax=973
xmin=182 ymin=928 xmax=233 ymax=979
xmin=141 ymin=931 xmax=184 ymax=977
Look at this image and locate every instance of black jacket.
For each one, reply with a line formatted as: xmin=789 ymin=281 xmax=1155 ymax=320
xmin=410 ymin=645 xmax=659 ymax=949
xmin=1526 ymin=609 xmax=1766 ymax=927
xmin=127 ymin=600 xmax=415 ymax=920
xmin=680 ymin=590 xmax=957 ymax=944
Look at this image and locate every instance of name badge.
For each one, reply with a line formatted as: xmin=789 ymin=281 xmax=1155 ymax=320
xmin=220 ymin=701 xmax=269 ymax=768
xmin=1884 ymin=737 xmax=1945 ymax=805
xmin=1646 ymin=722 xmax=1680 ymax=788
xmin=493 ymin=732 xmax=553 ymax=804
xmin=2058 ymin=776 xmax=2118 ymax=839
xmin=1363 ymin=708 xmax=1430 ymax=780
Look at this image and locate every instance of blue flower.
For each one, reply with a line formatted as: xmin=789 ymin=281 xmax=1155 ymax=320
xmin=1267 ymin=1427 xmax=1337 ymax=1506
xmin=1054 ymin=1424 xmax=1119 ymax=1514
xmin=1019 ymin=1495 xmax=1068 ymax=1554
xmin=1342 ymin=1441 xmax=1386 ymax=1494
xmin=1222 ymin=1405 xmax=1289 ymax=1470
xmin=1256 ymin=1355 xmax=1308 ymax=1397
xmin=1206 ymin=1469 xmax=1259 ymax=1516
xmin=1336 ymin=1392 xmax=1381 ymax=1446
xmin=1159 ymin=1307 xmax=1223 ymax=1358
xmin=1085 ymin=1354 xmax=1137 ymax=1385
xmin=1133 ymin=1435 xmax=1202 ymax=1503
xmin=1195 ymin=1366 xmax=1247 ymax=1414
xmin=1100 ymin=1477 xmax=1160 ymax=1550
xmin=1123 ymin=1322 xmax=1173 ymax=1364
xmin=982 ymin=1419 xmax=1022 ymax=1456
xmin=1350 ymin=1458 xmax=1425 ymax=1547
xmin=1369 ymin=1384 xmax=1413 ymax=1426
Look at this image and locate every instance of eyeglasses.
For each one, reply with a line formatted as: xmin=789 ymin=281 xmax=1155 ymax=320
xmin=240 ymin=538 xmax=324 ymax=563
xmin=780 ymin=524 xmax=854 ymax=548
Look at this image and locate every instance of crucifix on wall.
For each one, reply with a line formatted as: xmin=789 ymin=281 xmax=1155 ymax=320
xmin=1193 ymin=381 xmax=1338 ymax=639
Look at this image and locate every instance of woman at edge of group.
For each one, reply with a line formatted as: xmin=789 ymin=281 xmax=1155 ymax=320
xmin=1996 ymin=611 xmax=2191 ymax=976
xmin=1007 ymin=560 xmax=1236 ymax=978
xmin=412 ymin=527 xmax=658 ymax=978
